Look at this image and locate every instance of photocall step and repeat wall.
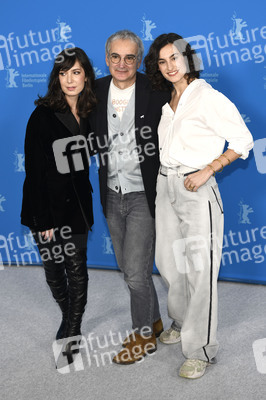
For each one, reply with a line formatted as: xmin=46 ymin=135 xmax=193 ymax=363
xmin=0 ymin=0 xmax=265 ymax=283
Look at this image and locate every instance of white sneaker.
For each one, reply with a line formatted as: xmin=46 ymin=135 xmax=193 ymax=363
xmin=179 ymin=359 xmax=209 ymax=379
xmin=159 ymin=328 xmax=181 ymax=344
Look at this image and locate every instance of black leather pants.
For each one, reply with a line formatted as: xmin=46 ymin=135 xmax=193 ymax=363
xmin=33 ymin=230 xmax=88 ymax=339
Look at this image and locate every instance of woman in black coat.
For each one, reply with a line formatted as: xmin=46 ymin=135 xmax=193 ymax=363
xmin=21 ymin=48 xmax=96 ymax=359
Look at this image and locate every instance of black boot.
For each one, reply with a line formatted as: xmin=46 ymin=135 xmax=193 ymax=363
xmin=56 ymin=299 xmax=69 ymax=340
xmin=63 ymin=248 xmax=88 ymax=362
xmin=34 ymin=230 xmax=69 ymax=340
xmin=43 ymin=260 xmax=69 ymax=340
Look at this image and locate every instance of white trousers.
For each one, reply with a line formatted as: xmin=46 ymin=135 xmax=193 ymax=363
xmin=155 ymin=167 xmax=224 ymax=361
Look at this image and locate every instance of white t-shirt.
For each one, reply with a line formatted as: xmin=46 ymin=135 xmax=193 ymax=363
xmin=110 ymin=80 xmax=135 ymax=120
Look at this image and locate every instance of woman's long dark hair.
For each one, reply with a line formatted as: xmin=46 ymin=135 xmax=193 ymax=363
xmin=144 ymin=33 xmax=201 ymax=91
xmin=35 ymin=47 xmax=96 ymax=117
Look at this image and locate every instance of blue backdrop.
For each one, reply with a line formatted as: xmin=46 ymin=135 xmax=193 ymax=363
xmin=0 ymin=0 xmax=265 ymax=283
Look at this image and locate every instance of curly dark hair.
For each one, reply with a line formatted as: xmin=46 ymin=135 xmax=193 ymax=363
xmin=144 ymin=33 xmax=201 ymax=91
xmin=35 ymin=47 xmax=96 ymax=117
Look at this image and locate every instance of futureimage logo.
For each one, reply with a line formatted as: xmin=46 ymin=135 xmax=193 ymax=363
xmin=172 ymin=235 xmax=213 ymax=274
xmin=253 ymin=339 xmax=266 ymax=374
xmin=52 ymin=127 xmax=157 ymax=174
xmin=0 ymin=227 xmax=75 ymax=268
xmin=0 ymin=18 xmax=75 ymax=84
xmin=53 ymin=135 xmax=91 ymax=174
xmin=253 ymin=138 xmax=266 ymax=174
xmin=0 ymin=195 xmax=6 ymax=212
xmin=53 ymin=328 xmax=154 ymax=374
xmin=170 ymin=222 xmax=266 ymax=273
xmin=222 ymin=225 xmax=266 ymax=266
xmin=185 ymin=16 xmax=266 ymax=70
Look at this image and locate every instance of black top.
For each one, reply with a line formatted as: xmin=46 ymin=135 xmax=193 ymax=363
xmin=21 ymin=105 xmax=93 ymax=233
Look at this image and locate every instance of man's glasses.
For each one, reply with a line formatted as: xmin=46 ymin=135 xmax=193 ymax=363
xmin=109 ymin=53 xmax=137 ymax=65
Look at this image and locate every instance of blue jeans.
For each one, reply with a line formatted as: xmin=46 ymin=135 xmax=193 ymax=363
xmin=106 ymin=188 xmax=161 ymax=335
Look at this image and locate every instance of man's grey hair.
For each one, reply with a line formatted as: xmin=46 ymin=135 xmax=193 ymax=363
xmin=105 ymin=30 xmax=144 ymax=61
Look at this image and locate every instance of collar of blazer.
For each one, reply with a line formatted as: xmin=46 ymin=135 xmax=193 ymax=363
xmin=95 ymin=72 xmax=151 ymax=141
xmin=55 ymin=109 xmax=87 ymax=137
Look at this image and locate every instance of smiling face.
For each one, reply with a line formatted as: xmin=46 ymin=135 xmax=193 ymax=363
xmin=106 ymin=38 xmax=141 ymax=89
xmin=158 ymin=43 xmax=188 ymax=87
xmin=59 ymin=60 xmax=86 ymax=103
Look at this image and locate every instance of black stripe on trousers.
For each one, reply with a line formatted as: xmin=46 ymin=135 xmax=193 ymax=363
xmin=203 ymin=201 xmax=213 ymax=362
